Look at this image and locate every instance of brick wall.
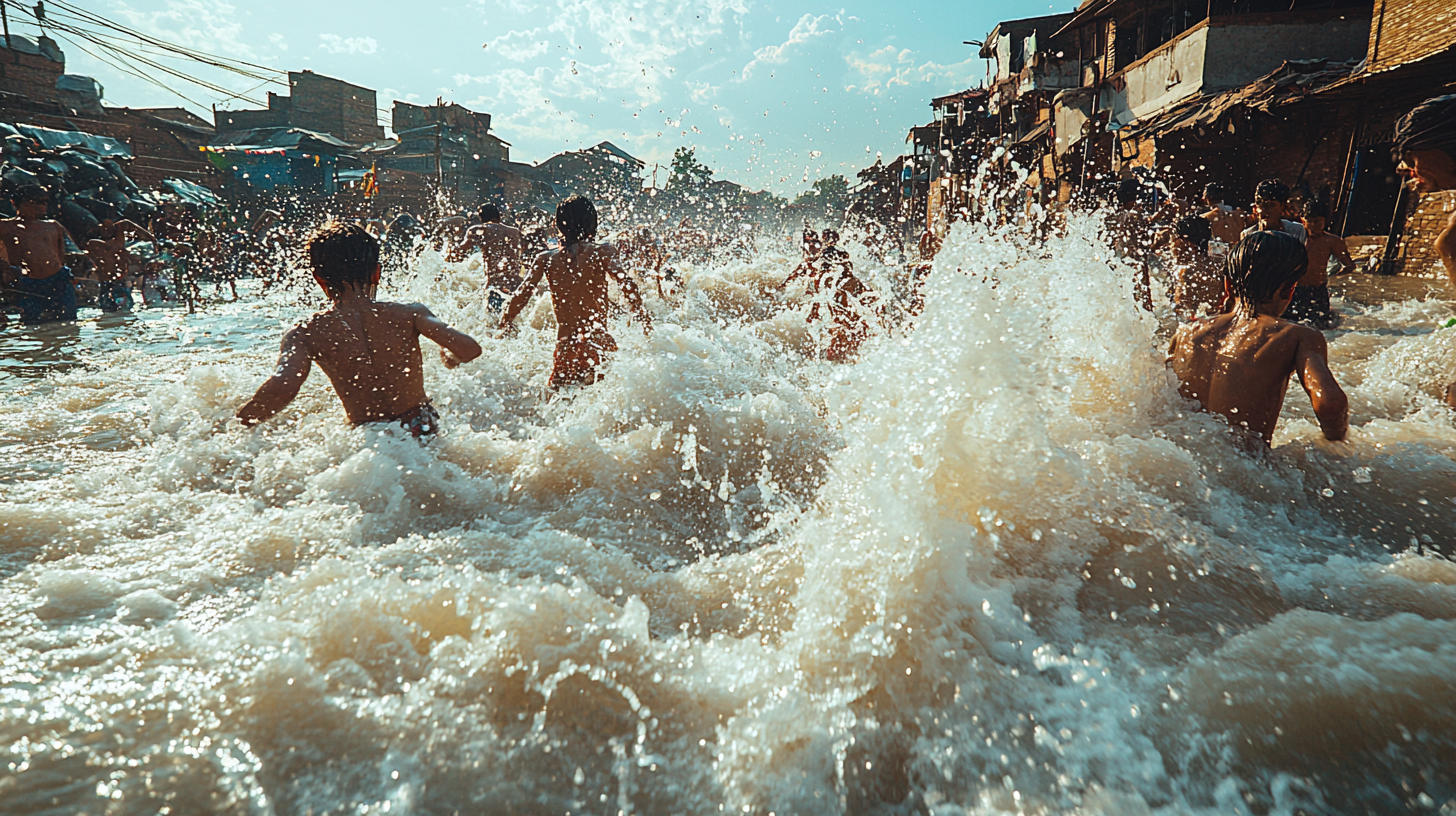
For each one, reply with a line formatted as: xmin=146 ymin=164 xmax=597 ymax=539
xmin=288 ymin=71 xmax=383 ymax=145
xmin=1367 ymin=0 xmax=1456 ymax=71
xmin=1397 ymin=189 xmax=1456 ymax=277
xmin=0 ymin=44 xmax=64 ymax=103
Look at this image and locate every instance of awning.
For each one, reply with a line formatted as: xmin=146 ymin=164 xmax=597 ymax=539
xmin=1017 ymin=120 xmax=1052 ymax=144
xmin=13 ymin=123 xmax=132 ymax=158
xmin=1118 ymin=58 xmax=1358 ymax=142
xmin=160 ymin=178 xmax=221 ymax=207
xmin=1051 ymin=0 xmax=1118 ymax=39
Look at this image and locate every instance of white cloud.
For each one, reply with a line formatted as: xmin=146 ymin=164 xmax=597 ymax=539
xmin=318 ymin=34 xmax=378 ymax=55
xmin=844 ymin=45 xmax=977 ymax=95
xmin=268 ymin=33 xmax=288 ymax=51
xmin=741 ymin=13 xmax=838 ymax=79
xmin=489 ymin=28 xmax=550 ymax=61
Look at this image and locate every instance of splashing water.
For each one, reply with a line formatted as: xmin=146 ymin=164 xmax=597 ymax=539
xmin=2 ymin=212 xmax=1456 ymax=815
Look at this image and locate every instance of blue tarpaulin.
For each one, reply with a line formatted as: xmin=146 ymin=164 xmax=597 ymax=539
xmin=14 ymin=123 xmax=132 ymax=159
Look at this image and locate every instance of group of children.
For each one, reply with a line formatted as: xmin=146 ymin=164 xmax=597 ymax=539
xmin=0 ymin=182 xmax=186 ymax=329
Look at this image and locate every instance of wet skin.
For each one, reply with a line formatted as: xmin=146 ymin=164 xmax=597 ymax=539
xmin=1169 ymin=281 xmax=1348 ymax=447
xmin=0 ymin=200 xmax=73 ymax=280
xmin=237 ymin=272 xmax=483 ymax=427
xmin=455 ymin=221 xmax=525 ymax=294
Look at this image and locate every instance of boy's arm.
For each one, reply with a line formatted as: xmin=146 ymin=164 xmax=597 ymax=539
xmin=1437 ymin=210 xmax=1456 ymax=288
xmin=412 ymin=304 xmax=483 ymax=369
xmin=119 ymin=220 xmax=158 ymax=248
xmin=500 ymin=254 xmax=547 ymax=331
xmin=237 ymin=329 xmax=311 ymax=427
xmin=609 ymin=248 xmax=653 ymax=333
xmin=1293 ymin=328 xmax=1348 ymax=441
xmin=1332 ymin=236 xmax=1356 ymax=275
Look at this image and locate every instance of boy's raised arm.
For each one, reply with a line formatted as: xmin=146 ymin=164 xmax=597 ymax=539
xmin=1294 ymin=328 xmax=1348 ymax=441
xmin=238 ymin=329 xmax=311 ymax=427
xmin=1333 ymin=236 xmax=1356 ymax=275
xmin=500 ymin=254 xmax=547 ymax=331
xmin=412 ymin=304 xmax=483 ymax=369
xmin=608 ymin=248 xmax=653 ymax=333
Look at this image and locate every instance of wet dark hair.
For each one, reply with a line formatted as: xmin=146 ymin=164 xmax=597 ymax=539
xmin=479 ymin=202 xmax=502 ymax=223
xmin=1225 ymin=231 xmax=1307 ymax=316
xmin=1203 ymin=182 xmax=1226 ymax=203
xmin=1115 ymin=178 xmax=1140 ymax=205
xmin=1302 ymin=200 xmax=1330 ymax=219
xmin=1392 ymin=94 xmax=1456 ymax=161
xmin=822 ymin=228 xmax=840 ymax=242
xmin=555 ymin=195 xmax=597 ymax=245
xmin=1253 ymin=178 xmax=1289 ymax=203
xmin=308 ymin=222 xmax=380 ymax=295
xmin=1175 ymin=215 xmax=1211 ymax=250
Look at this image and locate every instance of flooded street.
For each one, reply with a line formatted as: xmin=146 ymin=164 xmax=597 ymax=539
xmin=3 ymin=215 xmax=1455 ymax=814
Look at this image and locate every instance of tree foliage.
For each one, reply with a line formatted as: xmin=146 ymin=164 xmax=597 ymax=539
xmin=792 ymin=174 xmax=850 ymax=211
xmin=667 ymin=147 xmax=714 ymax=190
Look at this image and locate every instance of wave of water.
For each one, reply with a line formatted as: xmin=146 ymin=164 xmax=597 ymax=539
xmin=3 ymin=212 xmax=1456 ymax=815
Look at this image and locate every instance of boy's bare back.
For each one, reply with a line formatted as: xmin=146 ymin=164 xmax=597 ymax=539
xmin=461 ymin=222 xmax=524 ymax=290
xmin=513 ymin=241 xmax=647 ymax=340
xmin=1169 ymin=313 xmax=1346 ymax=445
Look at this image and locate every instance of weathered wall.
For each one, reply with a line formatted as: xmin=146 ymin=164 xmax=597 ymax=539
xmin=0 ymin=41 xmax=65 ymax=103
xmin=1367 ymin=0 xmax=1456 ymax=71
xmin=287 ymin=71 xmax=383 ymax=145
xmin=1114 ymin=24 xmax=1209 ymax=125
xmin=1396 ymin=190 xmax=1456 ymax=278
xmin=1203 ymin=12 xmax=1370 ymax=92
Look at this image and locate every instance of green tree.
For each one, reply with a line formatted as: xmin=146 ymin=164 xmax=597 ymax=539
xmin=792 ymin=174 xmax=850 ymax=211
xmin=667 ymin=147 xmax=714 ymax=190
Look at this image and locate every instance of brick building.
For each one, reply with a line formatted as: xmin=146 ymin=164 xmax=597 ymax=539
xmin=215 ymin=70 xmax=384 ymax=146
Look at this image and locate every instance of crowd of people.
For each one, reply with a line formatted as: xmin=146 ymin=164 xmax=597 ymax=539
xmin=2 ymin=94 xmax=1452 ymax=453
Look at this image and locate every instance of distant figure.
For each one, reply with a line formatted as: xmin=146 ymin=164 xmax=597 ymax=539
xmin=1104 ymin=178 xmax=1154 ymax=311
xmin=779 ymin=228 xmax=876 ymax=362
xmin=499 ymin=195 xmax=653 ymax=390
xmin=1201 ymin=182 xmax=1245 ymax=257
xmin=1288 ymin=200 xmax=1355 ymax=329
xmin=1168 ymin=215 xmax=1223 ymax=321
xmin=1168 ymin=231 xmax=1347 ymax=448
xmin=236 ymin=223 xmax=482 ymax=436
xmin=87 ymin=216 xmax=157 ymax=312
xmin=616 ymin=225 xmax=669 ymax=297
xmin=1393 ymin=94 xmax=1456 ymax=409
xmin=0 ymin=185 xmax=78 ymax=323
xmin=436 ymin=213 xmax=472 ymax=258
xmin=454 ymin=203 xmax=524 ymax=311
xmin=1241 ymin=179 xmax=1307 ymax=244
xmin=908 ymin=225 xmax=943 ymax=316
xmin=382 ymin=213 xmax=421 ymax=274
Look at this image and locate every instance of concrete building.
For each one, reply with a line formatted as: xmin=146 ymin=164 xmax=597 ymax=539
xmin=533 ymin=141 xmax=645 ymax=201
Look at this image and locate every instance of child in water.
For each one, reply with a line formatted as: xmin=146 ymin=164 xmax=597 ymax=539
xmin=779 ymin=228 xmax=877 ymax=362
xmin=236 ymin=223 xmax=482 ymax=436
xmin=0 ymin=184 xmax=79 ymax=324
xmin=1168 ymin=231 xmax=1348 ymax=448
xmin=499 ymin=195 xmax=653 ymax=389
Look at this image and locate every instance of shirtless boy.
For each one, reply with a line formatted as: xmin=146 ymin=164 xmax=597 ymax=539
xmin=236 ymin=223 xmax=482 ymax=436
xmin=907 ymin=225 xmax=942 ymax=316
xmin=1289 ymin=200 xmax=1355 ymax=328
xmin=0 ymin=185 xmax=78 ymax=323
xmin=1169 ymin=231 xmax=1348 ymax=448
xmin=1201 ymin=183 xmax=1245 ymax=256
xmin=779 ymin=228 xmax=877 ymax=362
xmin=616 ymin=225 xmax=668 ymax=297
xmin=1105 ymin=179 xmax=1155 ymax=311
xmin=1391 ymin=94 xmax=1456 ymax=409
xmin=453 ymin=203 xmax=524 ymax=311
xmin=87 ymin=216 xmax=157 ymax=312
xmin=499 ymin=195 xmax=653 ymax=390
xmin=1168 ymin=215 xmax=1223 ymax=321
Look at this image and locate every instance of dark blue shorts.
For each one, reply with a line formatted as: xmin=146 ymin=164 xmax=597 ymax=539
xmin=17 ymin=267 xmax=78 ymax=323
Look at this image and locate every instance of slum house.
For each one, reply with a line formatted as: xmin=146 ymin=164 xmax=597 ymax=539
xmin=214 ymin=70 xmax=384 ymax=147
xmin=978 ymin=13 xmax=1078 ymax=205
xmin=907 ymin=88 xmax=996 ymax=238
xmin=533 ymin=141 xmax=645 ymax=204
xmin=1312 ymin=0 xmax=1456 ymax=275
xmin=203 ymin=127 xmax=356 ymax=196
xmin=1048 ymin=0 xmax=1374 ymax=207
xmin=0 ymin=35 xmax=218 ymax=190
xmin=1048 ymin=0 xmax=1453 ymax=274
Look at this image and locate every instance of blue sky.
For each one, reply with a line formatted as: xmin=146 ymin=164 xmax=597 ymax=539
xmin=39 ymin=0 xmax=1068 ymax=195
